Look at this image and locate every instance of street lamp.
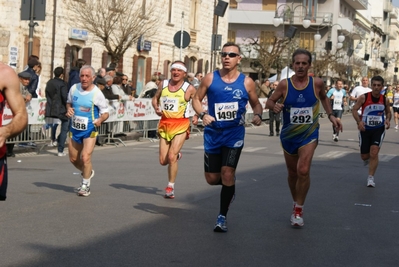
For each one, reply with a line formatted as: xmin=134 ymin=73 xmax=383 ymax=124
xmin=273 ymin=4 xmax=311 ymax=30
xmin=273 ymin=3 xmax=311 ymax=80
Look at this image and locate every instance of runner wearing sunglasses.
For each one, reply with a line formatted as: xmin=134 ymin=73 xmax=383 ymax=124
xmin=192 ymin=42 xmax=263 ymax=232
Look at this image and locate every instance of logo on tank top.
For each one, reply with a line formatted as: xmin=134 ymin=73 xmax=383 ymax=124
xmin=224 ymin=86 xmax=232 ymax=91
xmin=297 ymin=94 xmax=306 ymax=103
xmin=233 ymin=89 xmax=243 ymax=99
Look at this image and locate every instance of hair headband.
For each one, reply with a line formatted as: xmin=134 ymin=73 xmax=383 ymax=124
xmin=170 ymin=63 xmax=187 ymax=72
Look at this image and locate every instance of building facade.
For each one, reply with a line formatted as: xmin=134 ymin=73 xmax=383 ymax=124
xmin=0 ymin=0 xmax=228 ymax=95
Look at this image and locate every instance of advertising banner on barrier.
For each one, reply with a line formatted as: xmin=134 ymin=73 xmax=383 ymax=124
xmin=2 ymin=97 xmax=267 ymax=126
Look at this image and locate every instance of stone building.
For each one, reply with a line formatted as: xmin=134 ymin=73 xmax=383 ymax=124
xmin=0 ymin=0 xmax=229 ymax=95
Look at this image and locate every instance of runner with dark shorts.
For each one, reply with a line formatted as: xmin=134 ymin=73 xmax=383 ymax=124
xmin=192 ymin=42 xmax=263 ymax=232
xmin=352 ymin=75 xmax=391 ymax=187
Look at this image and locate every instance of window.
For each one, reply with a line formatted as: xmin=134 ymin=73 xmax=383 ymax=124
xmin=299 ymin=32 xmax=315 ymax=51
xmin=229 ymin=0 xmax=237 ymax=9
xmin=228 ymin=30 xmax=236 ymax=43
xmin=262 ymin=0 xmax=276 ymax=11
xmin=190 ymin=0 xmax=200 ymax=29
xmin=168 ymin=0 xmax=173 ymax=23
xmin=303 ymin=0 xmax=317 ymax=21
xmin=260 ymin=31 xmax=274 ymax=47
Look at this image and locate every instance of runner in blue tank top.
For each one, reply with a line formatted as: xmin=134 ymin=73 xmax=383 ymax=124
xmin=66 ymin=65 xmax=109 ymax=197
xmin=192 ymin=42 xmax=263 ymax=232
xmin=266 ymin=49 xmax=342 ymax=227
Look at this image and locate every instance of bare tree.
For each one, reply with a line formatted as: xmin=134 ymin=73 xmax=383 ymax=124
xmin=243 ymin=36 xmax=294 ymax=79
xmin=64 ymin=0 xmax=161 ymax=64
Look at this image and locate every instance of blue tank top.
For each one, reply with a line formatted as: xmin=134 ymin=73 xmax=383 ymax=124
xmin=70 ymin=84 xmax=100 ymax=132
xmin=206 ymin=71 xmax=248 ymax=129
xmin=281 ymin=76 xmax=320 ymax=142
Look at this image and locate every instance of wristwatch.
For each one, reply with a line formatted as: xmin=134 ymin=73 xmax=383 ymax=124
xmin=199 ymin=112 xmax=207 ymax=120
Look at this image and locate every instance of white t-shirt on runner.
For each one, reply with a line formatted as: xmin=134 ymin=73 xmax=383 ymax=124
xmin=351 ymin=85 xmax=372 ymax=115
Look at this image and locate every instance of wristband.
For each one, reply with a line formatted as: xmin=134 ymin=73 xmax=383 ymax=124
xmin=199 ymin=112 xmax=207 ymax=120
xmin=255 ymin=113 xmax=262 ymax=120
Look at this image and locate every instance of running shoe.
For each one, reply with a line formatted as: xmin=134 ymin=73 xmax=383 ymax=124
xmin=332 ymin=134 xmax=336 ymax=141
xmin=395 ymin=125 xmax=398 ymax=130
xmin=367 ymin=176 xmax=375 ymax=187
xmin=214 ymin=214 xmax=228 ymax=232
xmin=164 ymin=186 xmax=175 ymax=199
xmin=76 ymin=170 xmax=95 ymax=191
xmin=291 ymin=206 xmax=304 ymax=227
xmin=333 ymin=135 xmax=339 ymax=142
xmin=78 ymin=183 xmax=91 ymax=197
xmin=57 ymin=152 xmax=66 ymax=157
xmin=177 ymin=152 xmax=182 ymax=161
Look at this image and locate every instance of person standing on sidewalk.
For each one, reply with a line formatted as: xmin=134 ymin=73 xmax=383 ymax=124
xmin=327 ymin=79 xmax=347 ymax=142
xmin=66 ymin=65 xmax=109 ymax=197
xmin=266 ymin=49 xmax=342 ymax=227
xmin=0 ymin=63 xmax=29 ymax=200
xmin=192 ymin=42 xmax=263 ymax=232
xmin=352 ymin=75 xmax=391 ymax=188
xmin=45 ymin=67 xmax=69 ymax=156
xmin=268 ymin=81 xmax=281 ymax=136
xmin=152 ymin=61 xmax=196 ymax=199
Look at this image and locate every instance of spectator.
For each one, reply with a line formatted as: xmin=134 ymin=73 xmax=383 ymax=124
xmin=102 ymin=75 xmax=120 ymax=100
xmin=25 ymin=57 xmax=39 ymax=98
xmin=111 ymin=76 xmax=133 ymax=101
xmin=121 ymin=75 xmax=133 ymax=96
xmin=94 ymin=67 xmax=106 ymax=85
xmin=259 ymin=79 xmax=270 ymax=98
xmin=6 ymin=71 xmax=32 ymax=157
xmin=45 ymin=67 xmax=69 ymax=156
xmin=35 ymin=61 xmax=43 ymax=98
xmin=106 ymin=66 xmax=116 ymax=77
xmin=67 ymin=58 xmax=86 ymax=90
xmin=193 ymin=72 xmax=203 ymax=89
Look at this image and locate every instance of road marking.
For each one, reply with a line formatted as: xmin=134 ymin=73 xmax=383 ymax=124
xmin=318 ymin=151 xmax=351 ymax=158
xmin=379 ymin=154 xmax=396 ymax=162
xmin=242 ymin=147 xmax=267 ymax=152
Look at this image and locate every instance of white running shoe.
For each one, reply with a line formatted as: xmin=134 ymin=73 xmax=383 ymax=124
xmin=367 ymin=176 xmax=375 ymax=187
xmin=332 ymin=134 xmax=336 ymax=140
xmin=333 ymin=135 xmax=339 ymax=142
xmin=291 ymin=206 xmax=304 ymax=227
xmin=78 ymin=183 xmax=91 ymax=197
xmin=57 ymin=152 xmax=66 ymax=157
xmin=395 ymin=125 xmax=398 ymax=130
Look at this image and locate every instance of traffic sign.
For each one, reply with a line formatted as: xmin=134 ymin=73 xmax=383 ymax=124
xmin=173 ymin=31 xmax=191 ymax=49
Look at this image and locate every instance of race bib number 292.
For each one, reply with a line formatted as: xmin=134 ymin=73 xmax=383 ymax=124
xmin=290 ymin=107 xmax=313 ymax=124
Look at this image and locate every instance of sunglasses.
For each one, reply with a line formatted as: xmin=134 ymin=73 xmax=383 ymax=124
xmin=220 ymin=52 xmax=240 ymax=58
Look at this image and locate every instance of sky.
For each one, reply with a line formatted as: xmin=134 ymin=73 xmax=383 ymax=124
xmin=393 ymin=0 xmax=399 ymax=7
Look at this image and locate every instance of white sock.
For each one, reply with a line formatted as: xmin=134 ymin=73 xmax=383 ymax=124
xmin=168 ymin=182 xmax=175 ymax=188
xmin=83 ymin=178 xmax=90 ymax=184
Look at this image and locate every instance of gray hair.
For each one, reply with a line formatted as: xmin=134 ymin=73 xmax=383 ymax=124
xmin=80 ymin=65 xmax=96 ymax=77
xmin=104 ymin=75 xmax=113 ymax=82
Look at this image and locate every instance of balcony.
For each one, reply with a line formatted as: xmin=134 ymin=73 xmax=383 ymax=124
xmin=338 ymin=17 xmax=354 ymax=35
xmin=342 ymin=0 xmax=367 ymax=10
xmin=229 ymin=9 xmax=275 ymax=25
xmin=389 ymin=28 xmax=398 ymax=40
xmin=384 ymin=0 xmax=393 ymax=12
xmin=391 ymin=7 xmax=399 ymax=19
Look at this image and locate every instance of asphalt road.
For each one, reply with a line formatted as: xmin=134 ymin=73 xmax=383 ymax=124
xmin=2 ymin=114 xmax=399 ymax=267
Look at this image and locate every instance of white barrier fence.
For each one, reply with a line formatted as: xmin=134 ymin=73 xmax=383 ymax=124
xmin=4 ymin=98 xmax=271 ymax=151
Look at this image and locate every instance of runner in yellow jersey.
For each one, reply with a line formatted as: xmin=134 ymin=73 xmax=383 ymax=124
xmin=152 ymin=61 xmax=197 ymax=198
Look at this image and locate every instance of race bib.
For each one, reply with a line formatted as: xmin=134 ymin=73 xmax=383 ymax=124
xmin=161 ymin=97 xmax=179 ymax=112
xmin=366 ymin=115 xmax=383 ymax=126
xmin=214 ymin=102 xmax=238 ymax=121
xmin=290 ymin=107 xmax=313 ymax=124
xmin=333 ymin=99 xmax=343 ymax=110
xmin=72 ymin=115 xmax=88 ymax=131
